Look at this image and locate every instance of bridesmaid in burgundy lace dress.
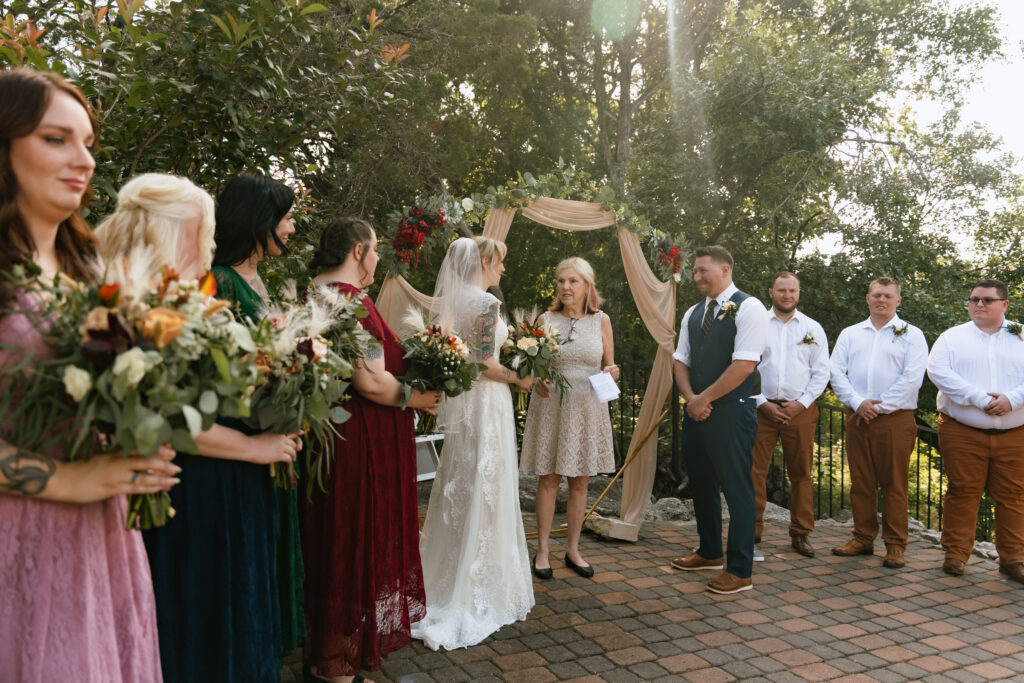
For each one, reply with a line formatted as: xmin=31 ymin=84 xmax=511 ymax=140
xmin=300 ymin=218 xmax=441 ymax=682
xmin=0 ymin=69 xmax=178 ymax=682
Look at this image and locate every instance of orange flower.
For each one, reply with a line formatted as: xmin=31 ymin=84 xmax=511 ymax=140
xmin=98 ymin=283 xmax=120 ymax=306
xmin=199 ymin=272 xmax=217 ymax=297
xmin=141 ymin=307 xmax=189 ymax=349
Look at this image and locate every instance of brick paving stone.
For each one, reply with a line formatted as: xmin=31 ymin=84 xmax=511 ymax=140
xmin=627 ymin=661 xmax=670 ymax=679
xmin=964 ymin=661 xmax=1017 ymax=679
xmin=910 ymin=655 xmax=960 ymax=673
xmin=426 ymin=665 xmax=470 ymax=682
xmin=771 ymin=648 xmax=823 ymax=667
xmin=790 ymin=662 xmax=845 ymax=681
xmin=576 ymin=654 xmax=616 ymax=674
xmin=721 ymin=659 xmax=766 ymax=679
xmin=886 ymin=662 xmax=929 ymax=679
xmin=502 ymin=667 xmax=558 ymax=682
xmin=682 ymin=667 xmax=738 ymax=682
xmin=545 ymin=661 xmax=589 ymax=680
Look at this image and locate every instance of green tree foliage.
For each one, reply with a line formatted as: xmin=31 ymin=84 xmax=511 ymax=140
xmin=0 ymin=0 xmax=404 ymax=215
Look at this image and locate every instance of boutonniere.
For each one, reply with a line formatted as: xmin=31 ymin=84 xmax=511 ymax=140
xmin=717 ymin=300 xmax=739 ymax=320
xmin=892 ymin=323 xmax=908 ymax=342
xmin=1007 ymin=321 xmax=1023 ymax=340
xmin=797 ymin=332 xmax=817 ymax=346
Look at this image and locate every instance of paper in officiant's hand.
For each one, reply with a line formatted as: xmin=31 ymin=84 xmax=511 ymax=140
xmin=589 ymin=372 xmax=620 ymax=403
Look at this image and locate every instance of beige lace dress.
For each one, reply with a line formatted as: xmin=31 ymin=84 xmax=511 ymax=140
xmin=519 ymin=310 xmax=615 ymax=477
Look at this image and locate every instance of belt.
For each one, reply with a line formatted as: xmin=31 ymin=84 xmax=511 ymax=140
xmin=941 ymin=413 xmax=1021 ymax=435
xmin=766 ymin=399 xmax=787 ymax=406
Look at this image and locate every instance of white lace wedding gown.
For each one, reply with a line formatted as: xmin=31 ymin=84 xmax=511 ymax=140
xmin=411 ymin=291 xmax=535 ymax=650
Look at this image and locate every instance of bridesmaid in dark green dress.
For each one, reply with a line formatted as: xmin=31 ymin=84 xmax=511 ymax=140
xmin=212 ymin=175 xmax=305 ymax=657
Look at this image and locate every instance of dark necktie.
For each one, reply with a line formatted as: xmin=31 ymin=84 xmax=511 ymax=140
xmin=702 ymin=300 xmax=717 ymax=335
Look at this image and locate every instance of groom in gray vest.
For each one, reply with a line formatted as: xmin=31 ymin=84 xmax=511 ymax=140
xmin=670 ymin=245 xmax=768 ymax=594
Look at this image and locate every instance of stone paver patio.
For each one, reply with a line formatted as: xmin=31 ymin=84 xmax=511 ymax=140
xmin=284 ymin=513 xmax=1024 ymax=682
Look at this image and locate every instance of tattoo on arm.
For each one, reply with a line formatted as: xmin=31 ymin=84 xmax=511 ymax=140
xmin=365 ymin=341 xmax=383 ymax=361
xmin=0 ymin=448 xmax=56 ymax=496
xmin=474 ymin=302 xmax=500 ymax=361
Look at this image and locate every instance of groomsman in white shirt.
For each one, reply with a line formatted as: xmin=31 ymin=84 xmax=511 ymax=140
xmin=927 ymin=279 xmax=1024 ymax=584
xmin=751 ymin=272 xmax=830 ymax=558
xmin=830 ymin=277 xmax=928 ymax=569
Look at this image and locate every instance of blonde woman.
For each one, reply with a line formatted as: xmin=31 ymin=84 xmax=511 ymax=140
xmin=95 ymin=174 xmax=300 ymax=683
xmin=520 ymin=257 xmax=619 ymax=579
xmin=94 ymin=173 xmax=216 ymax=279
xmin=411 ymin=236 xmax=534 ymax=651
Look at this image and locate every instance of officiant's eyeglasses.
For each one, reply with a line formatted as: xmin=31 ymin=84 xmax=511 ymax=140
xmin=967 ymin=297 xmax=1006 ymax=306
xmin=567 ymin=318 xmax=580 ymax=341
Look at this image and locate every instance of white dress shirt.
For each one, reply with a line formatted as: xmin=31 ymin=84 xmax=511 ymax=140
xmin=753 ymin=309 xmax=830 ymax=408
xmin=673 ymin=282 xmax=768 ymax=366
xmin=927 ymin=320 xmax=1024 ymax=430
xmin=829 ymin=314 xmax=928 ymax=413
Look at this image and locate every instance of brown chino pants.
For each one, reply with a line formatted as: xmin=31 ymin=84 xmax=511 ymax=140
xmin=937 ymin=415 xmax=1024 ymax=565
xmin=752 ymin=403 xmax=819 ymax=538
xmin=845 ymin=409 xmax=917 ymax=548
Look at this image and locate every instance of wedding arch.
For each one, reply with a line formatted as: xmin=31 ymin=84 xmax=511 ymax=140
xmin=376 ymin=194 xmax=677 ymax=541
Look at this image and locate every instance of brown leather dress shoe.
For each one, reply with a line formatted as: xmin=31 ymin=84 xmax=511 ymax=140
xmin=670 ymin=552 xmax=724 ymax=571
xmin=999 ymin=562 xmax=1024 ymax=585
xmin=791 ymin=535 xmax=815 ymax=558
xmin=882 ymin=545 xmax=905 ymax=569
xmin=707 ymin=571 xmax=753 ymax=594
xmin=832 ymin=538 xmax=874 ymax=556
xmin=942 ymin=558 xmax=965 ymax=576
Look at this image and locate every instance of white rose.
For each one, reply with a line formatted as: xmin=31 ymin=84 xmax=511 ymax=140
xmin=62 ymin=365 xmax=92 ymax=402
xmin=517 ymin=337 xmax=538 ymax=351
xmin=462 ymin=197 xmax=475 ymax=212
xmin=112 ymin=347 xmax=149 ymax=387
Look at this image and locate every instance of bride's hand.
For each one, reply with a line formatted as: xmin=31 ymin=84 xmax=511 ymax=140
xmin=514 ymin=375 xmax=534 ymax=393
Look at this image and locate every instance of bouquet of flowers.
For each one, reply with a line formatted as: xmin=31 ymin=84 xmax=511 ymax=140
xmin=500 ymin=307 xmax=571 ymax=412
xmin=648 ymin=232 xmax=691 ymax=282
xmin=391 ymin=203 xmax=447 ymax=267
xmin=244 ymin=285 xmax=376 ymax=493
xmin=1 ymin=251 xmax=258 ymax=529
xmin=398 ymin=314 xmax=484 ymax=434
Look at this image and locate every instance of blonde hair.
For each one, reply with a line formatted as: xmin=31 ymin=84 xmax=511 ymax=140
xmin=95 ymin=173 xmax=216 ymax=276
xmin=868 ymin=277 xmax=901 ymax=296
xmin=473 ymin=235 xmax=507 ymax=262
xmin=550 ymin=256 xmax=604 ymax=314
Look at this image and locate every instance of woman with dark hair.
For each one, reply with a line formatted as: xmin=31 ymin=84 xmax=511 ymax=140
xmin=300 ymin=218 xmax=440 ymax=682
xmin=211 ymin=174 xmax=305 ymax=656
xmin=0 ymin=68 xmax=178 ymax=681
xmin=212 ymin=174 xmax=296 ymax=317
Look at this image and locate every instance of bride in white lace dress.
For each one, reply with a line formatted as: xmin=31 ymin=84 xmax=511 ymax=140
xmin=411 ymin=236 xmax=535 ymax=651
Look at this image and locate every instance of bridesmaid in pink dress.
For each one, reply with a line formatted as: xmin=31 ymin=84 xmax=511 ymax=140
xmin=0 ymin=69 xmax=178 ymax=683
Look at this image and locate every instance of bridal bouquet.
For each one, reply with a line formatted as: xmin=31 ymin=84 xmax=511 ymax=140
xmin=2 ymin=254 xmax=258 ymax=530
xmin=500 ymin=307 xmax=571 ymax=412
xmin=244 ymin=285 xmax=375 ymax=493
xmin=398 ymin=315 xmax=484 ymax=434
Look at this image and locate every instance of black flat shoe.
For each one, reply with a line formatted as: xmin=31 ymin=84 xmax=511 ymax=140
xmin=532 ymin=555 xmax=553 ymax=580
xmin=564 ymin=553 xmax=594 ymax=578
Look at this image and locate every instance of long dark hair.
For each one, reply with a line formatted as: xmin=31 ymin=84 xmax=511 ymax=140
xmin=212 ymin=174 xmax=295 ymax=267
xmin=0 ymin=68 xmax=98 ymax=304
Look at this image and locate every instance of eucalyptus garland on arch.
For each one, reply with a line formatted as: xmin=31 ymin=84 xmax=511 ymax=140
xmin=377 ymin=161 xmax=692 ymax=281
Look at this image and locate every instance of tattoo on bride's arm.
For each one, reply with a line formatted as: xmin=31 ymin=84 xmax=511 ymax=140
xmin=475 ymin=303 xmax=499 ymax=361
xmin=0 ymin=447 xmax=56 ymax=496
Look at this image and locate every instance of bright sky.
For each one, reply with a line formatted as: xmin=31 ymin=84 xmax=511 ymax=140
xmin=945 ymin=0 xmax=1024 ymax=161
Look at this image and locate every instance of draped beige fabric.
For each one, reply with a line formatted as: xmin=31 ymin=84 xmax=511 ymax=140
xmin=375 ymin=273 xmax=435 ymax=339
xmin=376 ymin=197 xmax=676 ymax=533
